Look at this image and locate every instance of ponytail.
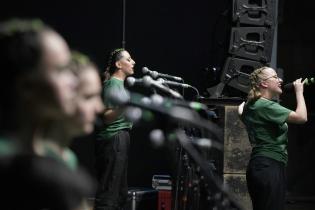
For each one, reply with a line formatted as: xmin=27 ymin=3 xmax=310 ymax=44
xmin=103 ymin=48 xmax=125 ymax=82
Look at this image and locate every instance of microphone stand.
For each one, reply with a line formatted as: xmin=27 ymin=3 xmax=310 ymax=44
xmin=190 ymin=86 xmax=200 ymax=99
xmin=116 ymin=91 xmax=236 ymax=208
xmin=167 ymin=98 xmax=222 ymax=210
xmin=177 ymin=78 xmax=200 ymax=100
xmin=173 ymin=129 xmax=244 ymax=210
xmin=169 ymin=85 xmax=187 ymax=210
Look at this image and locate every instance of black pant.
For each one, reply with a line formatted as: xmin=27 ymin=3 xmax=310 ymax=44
xmin=94 ymin=130 xmax=130 ymax=210
xmin=246 ymin=156 xmax=286 ymax=210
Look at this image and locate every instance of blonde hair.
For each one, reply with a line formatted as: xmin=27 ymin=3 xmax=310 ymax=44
xmin=247 ymin=66 xmax=270 ymax=101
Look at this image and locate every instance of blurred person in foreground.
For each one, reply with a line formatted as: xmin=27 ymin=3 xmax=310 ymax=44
xmin=0 ymin=18 xmax=95 ymax=210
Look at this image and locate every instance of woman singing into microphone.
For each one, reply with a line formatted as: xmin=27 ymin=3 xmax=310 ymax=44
xmin=238 ymin=66 xmax=307 ymax=210
xmin=94 ymin=48 xmax=136 ymax=210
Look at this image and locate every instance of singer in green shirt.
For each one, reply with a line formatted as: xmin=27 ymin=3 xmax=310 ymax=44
xmin=94 ymin=48 xmax=135 ymax=210
xmin=238 ymin=67 xmax=307 ymax=210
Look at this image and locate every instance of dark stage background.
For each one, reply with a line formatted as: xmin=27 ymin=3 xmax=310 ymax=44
xmin=1 ymin=0 xmax=314 ymax=199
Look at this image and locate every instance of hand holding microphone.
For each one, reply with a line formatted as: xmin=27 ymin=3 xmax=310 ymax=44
xmin=283 ymin=77 xmax=314 ymax=92
xmin=293 ymin=78 xmax=305 ymax=93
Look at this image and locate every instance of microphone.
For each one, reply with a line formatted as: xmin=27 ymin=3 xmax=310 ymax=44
xmin=143 ymin=76 xmax=183 ymax=99
xmin=157 ymin=78 xmax=192 ymax=88
xmin=108 ymin=90 xmax=222 ymax=142
xmin=157 ymin=78 xmax=200 ymax=97
xmin=126 ymin=76 xmax=183 ymax=99
xmin=126 ymin=76 xmax=143 ymax=87
xmin=142 ymin=67 xmax=183 ymax=82
xmin=283 ymin=77 xmax=314 ymax=91
xmin=191 ymin=137 xmax=223 ymax=150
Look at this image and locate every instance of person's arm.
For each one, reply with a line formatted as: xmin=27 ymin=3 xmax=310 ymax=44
xmin=102 ymin=108 xmax=124 ymax=124
xmin=287 ymin=78 xmax=307 ymax=124
xmin=238 ymin=101 xmax=245 ymax=116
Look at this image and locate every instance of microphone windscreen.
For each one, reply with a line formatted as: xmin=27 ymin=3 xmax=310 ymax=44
xmin=142 ymin=67 xmax=149 ymax=74
xmin=142 ymin=75 xmax=152 ymax=87
xmin=107 ymin=88 xmax=130 ymax=105
xmin=126 ymin=77 xmax=136 ymax=87
xmin=305 ymin=77 xmax=315 ymax=85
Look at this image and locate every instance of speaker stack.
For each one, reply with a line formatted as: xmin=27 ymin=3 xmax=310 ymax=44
xmin=211 ymin=1 xmax=278 ymax=210
xmin=208 ymin=0 xmax=278 ymax=97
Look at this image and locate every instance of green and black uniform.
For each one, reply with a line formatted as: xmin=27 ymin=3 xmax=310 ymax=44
xmin=241 ymin=98 xmax=292 ymax=210
xmin=94 ymin=77 xmax=132 ymax=210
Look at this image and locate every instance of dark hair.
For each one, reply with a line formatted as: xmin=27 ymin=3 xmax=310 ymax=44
xmin=103 ymin=48 xmax=125 ymax=82
xmin=0 ymin=18 xmax=50 ymax=133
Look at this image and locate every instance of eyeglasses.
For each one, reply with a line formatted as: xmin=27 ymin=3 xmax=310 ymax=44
xmin=262 ymin=75 xmax=281 ymax=81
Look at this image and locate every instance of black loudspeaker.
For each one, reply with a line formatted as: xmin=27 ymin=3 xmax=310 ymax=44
xmin=229 ymin=27 xmax=274 ymax=63
xmin=232 ymin=0 xmax=276 ymax=26
xmin=207 ymin=0 xmax=277 ymax=97
xmin=220 ymin=57 xmax=264 ymax=93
